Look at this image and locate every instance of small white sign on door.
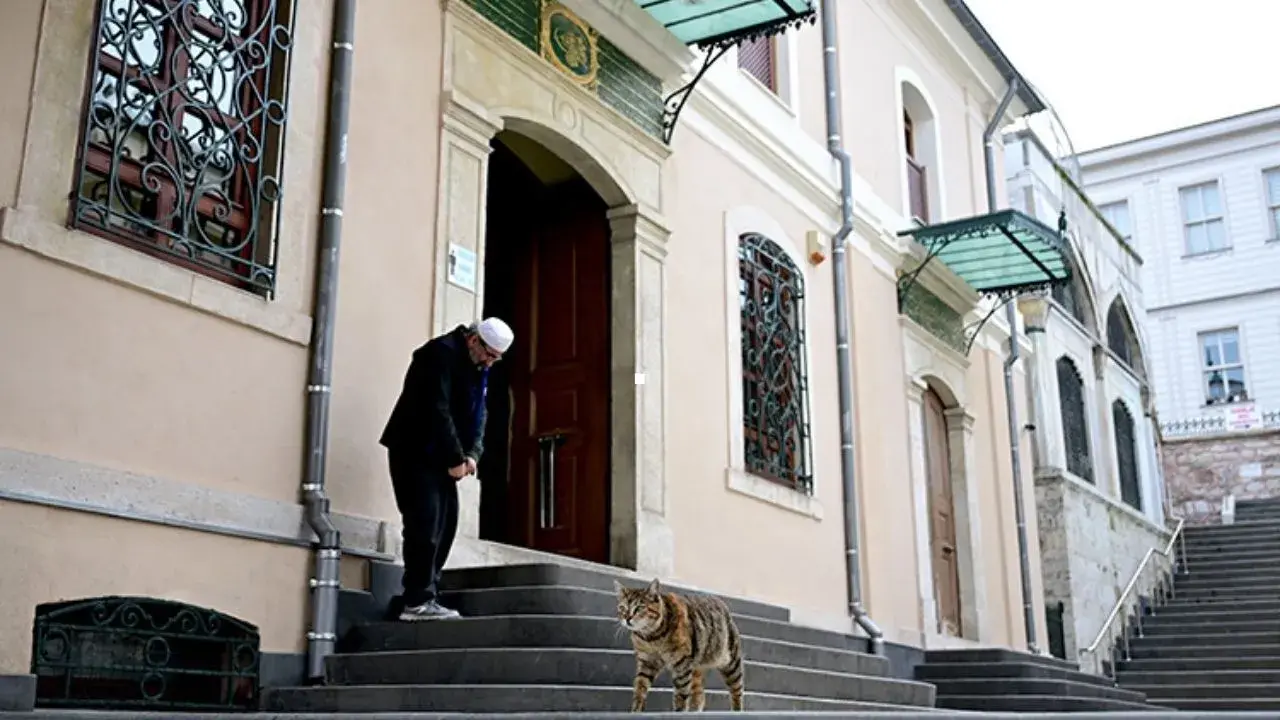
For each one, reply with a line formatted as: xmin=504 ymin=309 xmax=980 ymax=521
xmin=447 ymin=243 xmax=477 ymax=293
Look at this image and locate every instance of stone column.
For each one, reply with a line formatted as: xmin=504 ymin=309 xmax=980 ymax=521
xmin=432 ymin=90 xmax=502 ymax=540
xmin=905 ymin=378 xmax=936 ymax=635
xmin=607 ymin=205 xmax=674 ymax=578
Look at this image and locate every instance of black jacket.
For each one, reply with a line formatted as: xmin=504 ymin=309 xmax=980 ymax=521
xmin=379 ymin=325 xmax=488 ymax=469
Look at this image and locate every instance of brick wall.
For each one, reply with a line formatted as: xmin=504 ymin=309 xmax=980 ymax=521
xmin=1161 ymin=429 xmax=1280 ymax=523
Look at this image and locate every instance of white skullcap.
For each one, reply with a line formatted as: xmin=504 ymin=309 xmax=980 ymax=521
xmin=476 ymin=317 xmax=514 ymax=354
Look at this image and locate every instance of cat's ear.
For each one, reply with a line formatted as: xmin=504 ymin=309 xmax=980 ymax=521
xmin=647 ymin=577 xmax=661 ymax=595
xmin=613 ymin=579 xmax=624 ymax=594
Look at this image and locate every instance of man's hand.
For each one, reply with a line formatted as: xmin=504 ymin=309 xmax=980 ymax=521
xmin=465 ymin=457 xmax=478 ymax=476
xmin=448 ymin=462 xmax=469 ymax=480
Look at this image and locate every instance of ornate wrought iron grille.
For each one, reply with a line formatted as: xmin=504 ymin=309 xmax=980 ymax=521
xmin=738 ymin=232 xmax=813 ymax=493
xmin=1112 ymin=399 xmax=1142 ymax=511
xmin=71 ymin=0 xmax=295 ymax=295
xmin=31 ymin=596 xmax=260 ymax=711
xmin=1056 ymin=356 xmax=1093 ymax=483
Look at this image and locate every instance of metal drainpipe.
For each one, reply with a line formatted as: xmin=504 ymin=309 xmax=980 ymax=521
xmin=302 ymin=0 xmax=356 ymax=685
xmin=983 ymin=77 xmax=1040 ymax=654
xmin=819 ymin=0 xmax=883 ymax=656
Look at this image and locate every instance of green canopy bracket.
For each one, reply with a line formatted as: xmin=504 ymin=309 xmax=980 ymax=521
xmin=638 ymin=0 xmax=816 ymax=144
xmin=897 ymin=208 xmax=1071 ymax=354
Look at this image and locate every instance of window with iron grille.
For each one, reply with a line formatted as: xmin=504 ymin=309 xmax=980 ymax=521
xmin=1112 ymin=399 xmax=1142 ymax=511
xmin=739 ymin=232 xmax=813 ymax=494
xmin=70 ymin=0 xmax=295 ymax=297
xmin=737 ymin=35 xmax=776 ymax=93
xmin=1056 ymin=356 xmax=1093 ymax=483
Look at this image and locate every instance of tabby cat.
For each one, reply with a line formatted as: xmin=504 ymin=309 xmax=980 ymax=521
xmin=614 ymin=578 xmax=745 ymax=712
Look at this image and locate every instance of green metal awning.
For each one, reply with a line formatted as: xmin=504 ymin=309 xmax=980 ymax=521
xmin=897 ymin=209 xmax=1070 ymax=297
xmin=637 ymin=0 xmax=815 ymax=47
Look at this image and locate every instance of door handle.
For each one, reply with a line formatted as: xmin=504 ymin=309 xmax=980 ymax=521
xmin=537 ymin=433 xmax=567 ymax=529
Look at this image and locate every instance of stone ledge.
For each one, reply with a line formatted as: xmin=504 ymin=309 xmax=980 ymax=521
xmin=1035 ymin=467 xmax=1169 ymax=539
xmin=0 ymin=675 xmax=34 ymax=712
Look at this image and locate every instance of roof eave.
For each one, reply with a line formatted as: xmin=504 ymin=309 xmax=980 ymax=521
xmin=942 ymin=0 xmax=1046 ymax=115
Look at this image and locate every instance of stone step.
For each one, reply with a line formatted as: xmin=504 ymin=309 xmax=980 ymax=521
xmin=1233 ymin=511 xmax=1280 ymax=522
xmin=924 ymin=677 xmax=1145 ymax=704
xmin=921 ymin=648 xmax=1078 ymax=672
xmin=1175 ymin=574 xmax=1280 ymax=590
xmin=1129 ymin=630 xmax=1280 ymax=648
xmin=350 ymin=602 xmax=880 ymax=661
xmin=344 ymin=615 xmax=890 ymax=677
xmin=1180 ymin=553 xmax=1280 ymax=570
xmin=263 ymin=684 xmax=941 ymax=714
xmin=1183 ymin=531 xmax=1280 ymax=547
xmin=1183 ymin=518 xmax=1280 ymax=536
xmin=323 ymin=647 xmax=935 ymax=707
xmin=1157 ymin=596 xmax=1280 ymax=613
xmin=1142 ymin=606 xmax=1280 ymax=624
xmin=1118 ymin=668 xmax=1280 ymax=685
xmin=934 ymin=694 xmax=1160 ymax=712
xmin=1140 ymin=697 xmax=1280 ymax=711
xmin=1183 ymin=543 xmax=1280 ymax=562
xmin=1130 ymin=681 xmax=1280 ymax=700
xmin=1170 ymin=584 xmax=1280 ymax=600
xmin=1118 ymin=656 xmax=1280 ymax=672
xmin=436 ymin=563 xmax=791 ymax=622
xmin=913 ymin=661 xmax=1116 ymax=688
xmin=1136 ymin=618 xmax=1280 ymax=636
xmin=1127 ymin=642 xmax=1280 ymax=660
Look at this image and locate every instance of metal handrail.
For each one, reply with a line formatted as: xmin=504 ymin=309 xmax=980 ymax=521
xmin=1079 ymin=516 xmax=1187 ymax=678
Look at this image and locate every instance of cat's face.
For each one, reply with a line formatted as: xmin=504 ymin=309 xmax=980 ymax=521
xmin=614 ymin=578 xmax=663 ymax=632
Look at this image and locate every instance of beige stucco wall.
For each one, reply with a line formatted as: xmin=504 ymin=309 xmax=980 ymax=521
xmin=0 ymin=0 xmax=1045 ymax=675
xmin=663 ymin=124 xmax=850 ymax=628
xmin=840 ymin=0 xmax=1010 ymax=225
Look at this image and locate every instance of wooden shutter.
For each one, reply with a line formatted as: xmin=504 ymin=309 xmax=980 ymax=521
xmin=737 ymin=35 xmax=777 ymax=92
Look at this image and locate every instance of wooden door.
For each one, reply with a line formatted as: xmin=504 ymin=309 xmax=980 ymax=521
xmin=507 ymin=179 xmax=611 ymax=563
xmin=923 ymin=388 xmax=962 ymax=636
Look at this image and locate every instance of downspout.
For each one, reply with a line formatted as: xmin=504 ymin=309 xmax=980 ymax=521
xmin=302 ymin=0 xmax=356 ymax=684
xmin=983 ymin=77 xmax=1040 ymax=654
xmin=819 ymin=0 xmax=883 ymax=656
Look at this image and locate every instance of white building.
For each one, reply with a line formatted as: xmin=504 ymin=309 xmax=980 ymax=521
xmin=1076 ymin=106 xmax=1280 ymax=434
xmin=1076 ymin=105 xmax=1280 ymax=521
xmin=1004 ymin=126 xmax=1170 ymax=663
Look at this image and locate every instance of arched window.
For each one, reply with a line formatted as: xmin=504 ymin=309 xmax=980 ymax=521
xmin=1051 ymin=251 xmax=1094 ymax=331
xmin=739 ymin=232 xmax=813 ymax=493
xmin=1056 ymin=356 xmax=1093 ymax=483
xmin=1106 ymin=299 xmax=1142 ymax=371
xmin=1112 ymin=399 xmax=1142 ymax=511
xmin=901 ymin=82 xmax=938 ymax=224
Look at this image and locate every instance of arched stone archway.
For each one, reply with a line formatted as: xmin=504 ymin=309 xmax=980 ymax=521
xmin=432 ymin=3 xmax=674 ymax=577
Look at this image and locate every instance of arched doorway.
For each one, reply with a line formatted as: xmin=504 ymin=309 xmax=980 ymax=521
xmin=477 ymin=130 xmax=611 ymax=564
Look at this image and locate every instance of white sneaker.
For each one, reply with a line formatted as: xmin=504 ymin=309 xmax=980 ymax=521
xmin=398 ymin=600 xmax=461 ymax=621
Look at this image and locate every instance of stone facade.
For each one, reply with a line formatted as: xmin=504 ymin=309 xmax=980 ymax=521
xmin=1161 ymin=429 xmax=1280 ymax=523
xmin=1035 ymin=470 xmax=1170 ymax=662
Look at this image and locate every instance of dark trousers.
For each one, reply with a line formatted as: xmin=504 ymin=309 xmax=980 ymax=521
xmin=388 ymin=448 xmax=459 ymax=607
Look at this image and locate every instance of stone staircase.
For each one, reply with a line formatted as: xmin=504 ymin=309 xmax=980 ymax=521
xmin=263 ymin=561 xmax=942 ymax=714
xmin=916 ymin=648 xmax=1160 ymax=712
xmin=1113 ymin=499 xmax=1280 ymax=711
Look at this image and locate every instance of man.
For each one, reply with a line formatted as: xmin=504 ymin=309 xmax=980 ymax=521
xmin=380 ymin=317 xmax=513 ymax=621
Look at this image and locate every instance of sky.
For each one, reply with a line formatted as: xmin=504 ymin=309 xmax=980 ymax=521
xmin=963 ymin=0 xmax=1280 ymax=155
